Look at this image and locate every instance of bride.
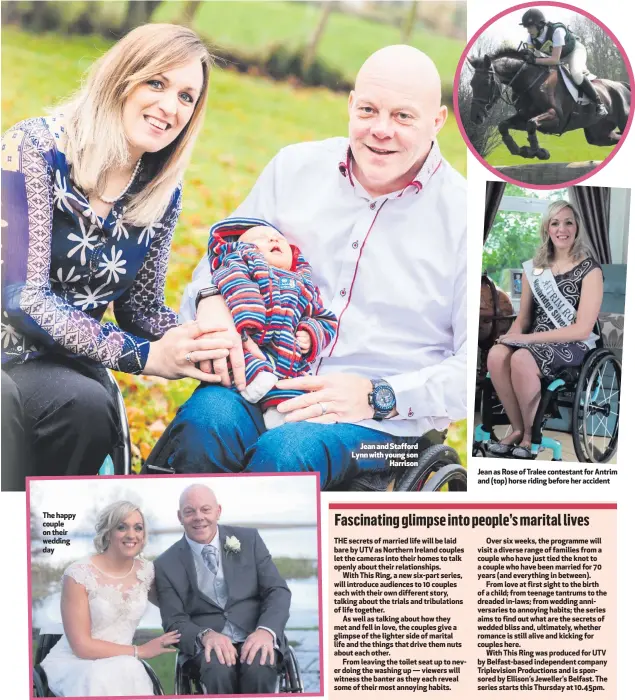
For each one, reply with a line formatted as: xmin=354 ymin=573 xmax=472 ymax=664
xmin=41 ymin=501 xmax=178 ymax=696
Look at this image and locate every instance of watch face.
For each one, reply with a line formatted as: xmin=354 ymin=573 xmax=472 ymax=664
xmin=375 ymin=385 xmax=395 ymax=410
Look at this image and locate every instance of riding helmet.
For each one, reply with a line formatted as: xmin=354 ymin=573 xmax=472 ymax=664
xmin=519 ymin=9 xmax=546 ymax=28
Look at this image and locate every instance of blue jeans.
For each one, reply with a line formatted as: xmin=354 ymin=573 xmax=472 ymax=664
xmin=164 ymin=385 xmax=419 ymax=489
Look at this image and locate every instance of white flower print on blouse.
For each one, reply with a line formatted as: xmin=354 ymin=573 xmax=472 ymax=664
xmin=55 ymin=266 xmax=81 ymax=288
xmin=112 ymin=209 xmax=129 ymax=241
xmin=53 ymin=170 xmax=82 ymax=214
xmin=96 ymin=245 xmax=127 ymax=285
xmin=1 ymin=312 xmax=20 ymax=348
xmin=67 ymin=218 xmax=99 ymax=266
xmin=138 ymin=221 xmax=163 ymax=246
xmin=79 ymin=201 xmax=101 ymax=227
xmin=73 ymin=283 xmax=111 ymax=311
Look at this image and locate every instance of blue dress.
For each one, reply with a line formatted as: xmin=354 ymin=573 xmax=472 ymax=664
xmin=1 ymin=115 xmax=180 ymax=374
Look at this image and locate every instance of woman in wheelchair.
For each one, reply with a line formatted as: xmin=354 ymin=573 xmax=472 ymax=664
xmin=486 ymin=200 xmax=603 ymax=459
xmin=1 ymin=25 xmax=236 ymax=488
xmin=39 ymin=502 xmax=177 ymax=696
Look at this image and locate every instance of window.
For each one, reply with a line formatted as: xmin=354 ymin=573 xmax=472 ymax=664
xmin=483 ymin=184 xmax=568 ymax=289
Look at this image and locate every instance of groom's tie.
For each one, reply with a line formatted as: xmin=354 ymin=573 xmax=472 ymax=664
xmin=200 ymin=543 xmax=247 ymax=641
xmin=202 ymin=544 xmax=219 ymax=576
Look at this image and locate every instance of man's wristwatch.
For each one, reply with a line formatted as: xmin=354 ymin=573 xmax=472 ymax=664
xmin=368 ymin=379 xmax=396 ymax=420
xmin=197 ymin=628 xmax=213 ymax=645
xmin=195 ymin=285 xmax=220 ymax=309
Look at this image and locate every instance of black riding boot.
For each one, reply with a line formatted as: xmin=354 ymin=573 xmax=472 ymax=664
xmin=580 ymin=77 xmax=608 ymax=117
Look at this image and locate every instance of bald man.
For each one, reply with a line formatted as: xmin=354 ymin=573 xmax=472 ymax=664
xmin=164 ymin=45 xmax=467 ymax=489
xmin=154 ymin=484 xmax=291 ymax=694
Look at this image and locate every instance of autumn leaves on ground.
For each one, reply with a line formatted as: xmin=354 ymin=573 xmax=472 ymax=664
xmin=2 ymin=10 xmax=467 ymax=469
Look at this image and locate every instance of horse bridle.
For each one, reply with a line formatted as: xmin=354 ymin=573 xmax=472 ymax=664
xmin=475 ymin=59 xmax=546 ymax=112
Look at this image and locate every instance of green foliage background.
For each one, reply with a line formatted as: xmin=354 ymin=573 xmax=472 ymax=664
xmin=487 ymin=129 xmax=615 ymax=166
xmin=2 ymin=20 xmax=467 ymax=468
xmin=482 ymin=185 xmax=569 ymax=287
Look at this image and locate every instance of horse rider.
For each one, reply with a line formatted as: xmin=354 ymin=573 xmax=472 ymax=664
xmin=519 ymin=8 xmax=608 ymax=117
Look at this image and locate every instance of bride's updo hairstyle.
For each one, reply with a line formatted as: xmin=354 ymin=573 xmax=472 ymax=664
xmin=94 ymin=500 xmax=147 ymax=554
xmin=534 ymin=200 xmax=591 ymax=268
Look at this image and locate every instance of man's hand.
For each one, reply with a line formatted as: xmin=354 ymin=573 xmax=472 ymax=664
xmin=240 ymin=628 xmax=275 ymax=666
xmin=201 ymin=629 xmax=238 ymax=665
xmin=295 ymin=330 xmax=312 ymax=354
xmin=276 ymin=374 xmax=375 ymax=423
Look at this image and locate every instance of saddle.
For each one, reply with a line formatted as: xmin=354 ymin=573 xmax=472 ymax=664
xmin=528 ymin=46 xmax=595 ymax=105
xmin=557 ymin=63 xmax=596 ymax=104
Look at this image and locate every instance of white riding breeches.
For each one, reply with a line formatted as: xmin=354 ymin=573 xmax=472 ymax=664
xmin=561 ymin=41 xmax=588 ymax=85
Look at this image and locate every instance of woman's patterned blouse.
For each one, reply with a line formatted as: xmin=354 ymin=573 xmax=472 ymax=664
xmin=1 ymin=116 xmax=180 ymax=374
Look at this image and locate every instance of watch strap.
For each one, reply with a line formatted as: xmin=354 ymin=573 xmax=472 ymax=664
xmin=368 ymin=379 xmax=396 ymax=420
xmin=195 ymin=285 xmax=220 ymax=309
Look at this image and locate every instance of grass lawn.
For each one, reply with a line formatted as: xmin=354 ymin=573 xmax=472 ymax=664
xmin=2 ymin=26 xmax=467 ymax=467
xmin=487 ymin=128 xmax=615 ymax=166
xmin=155 ymin=0 xmax=464 ymax=86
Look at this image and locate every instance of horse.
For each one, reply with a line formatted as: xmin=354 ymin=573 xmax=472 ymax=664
xmin=467 ymin=48 xmax=630 ymax=160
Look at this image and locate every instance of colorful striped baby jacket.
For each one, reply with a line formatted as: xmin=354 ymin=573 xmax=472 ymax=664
xmin=208 ymin=217 xmax=338 ymax=410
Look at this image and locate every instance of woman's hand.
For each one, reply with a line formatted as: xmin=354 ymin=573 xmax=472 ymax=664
xmin=497 ymin=332 xmax=532 ymax=345
xmin=143 ymin=322 xmax=234 ymax=382
xmin=196 ymin=295 xmax=265 ymax=389
xmin=137 ymin=630 xmax=181 ymax=660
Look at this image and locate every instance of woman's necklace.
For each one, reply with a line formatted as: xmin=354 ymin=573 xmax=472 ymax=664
xmin=90 ymin=557 xmax=135 ymax=579
xmin=96 ymin=159 xmax=142 ymax=204
xmin=552 ymin=258 xmax=571 ymax=276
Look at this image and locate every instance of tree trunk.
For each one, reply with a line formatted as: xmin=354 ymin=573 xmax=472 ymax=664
xmin=302 ymin=2 xmax=333 ymax=77
xmin=179 ymin=0 xmax=203 ymax=27
xmin=400 ymin=1 xmax=418 ymax=44
xmin=119 ymin=0 xmax=163 ymax=36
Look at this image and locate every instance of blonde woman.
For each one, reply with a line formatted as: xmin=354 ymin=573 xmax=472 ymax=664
xmin=40 ymin=501 xmax=177 ymax=696
xmin=486 ymin=200 xmax=603 ymax=458
xmin=1 ymin=25 xmax=232 ymax=487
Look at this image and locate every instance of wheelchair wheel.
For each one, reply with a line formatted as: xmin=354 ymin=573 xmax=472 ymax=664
xmin=394 ymin=444 xmax=463 ymax=491
xmin=140 ymin=660 xmax=164 ymax=695
xmin=175 ymin=653 xmax=207 ymax=695
xmin=278 ymin=646 xmax=304 ymax=693
xmin=422 ymin=463 xmax=468 ymax=491
xmin=33 ymin=667 xmax=51 ymax=697
xmin=472 ymin=442 xmax=487 ymax=458
xmin=572 ymin=350 xmax=620 ymax=463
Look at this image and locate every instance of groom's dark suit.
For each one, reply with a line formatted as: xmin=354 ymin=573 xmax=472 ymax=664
xmin=154 ymin=524 xmax=291 ymax=693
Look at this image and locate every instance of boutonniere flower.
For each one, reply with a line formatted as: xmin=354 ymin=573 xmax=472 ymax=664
xmin=224 ymin=535 xmax=241 ymax=554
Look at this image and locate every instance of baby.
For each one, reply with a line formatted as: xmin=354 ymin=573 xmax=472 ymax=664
xmin=209 ymin=218 xmax=338 ymax=428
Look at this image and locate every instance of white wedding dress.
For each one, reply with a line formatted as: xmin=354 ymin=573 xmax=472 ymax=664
xmin=41 ymin=557 xmax=155 ymax=697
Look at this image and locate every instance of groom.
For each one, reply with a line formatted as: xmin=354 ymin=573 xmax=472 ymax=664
xmin=154 ymin=484 xmax=291 ymax=694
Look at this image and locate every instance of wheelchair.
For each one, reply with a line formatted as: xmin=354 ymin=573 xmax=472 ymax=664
xmin=473 ymin=333 xmax=621 ymax=463
xmin=97 ymin=369 xmax=132 ymax=476
xmin=173 ymin=644 xmax=304 ymax=694
xmin=32 ymin=627 xmax=164 ymax=697
xmin=144 ymin=427 xmax=467 ymax=492
xmin=339 ymin=430 xmax=467 ymax=492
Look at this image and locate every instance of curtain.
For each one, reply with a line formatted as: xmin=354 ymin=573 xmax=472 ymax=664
xmin=483 ymin=181 xmax=505 ymax=242
xmin=569 ymin=186 xmax=612 ymax=263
